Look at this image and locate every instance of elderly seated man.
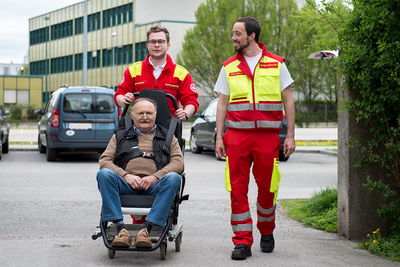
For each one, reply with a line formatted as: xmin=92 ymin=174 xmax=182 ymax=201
xmin=96 ymin=97 xmax=183 ymax=247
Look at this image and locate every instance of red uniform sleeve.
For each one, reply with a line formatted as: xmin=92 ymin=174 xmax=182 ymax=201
xmin=114 ymin=68 xmax=136 ymax=108
xmin=177 ymin=72 xmax=199 ymax=113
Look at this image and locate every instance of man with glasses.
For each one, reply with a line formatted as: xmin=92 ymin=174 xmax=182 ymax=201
xmin=114 ymin=25 xmax=199 ymax=121
xmin=97 ymin=98 xmax=184 ymax=248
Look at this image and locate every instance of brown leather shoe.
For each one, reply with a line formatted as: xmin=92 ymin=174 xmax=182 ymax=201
xmin=133 ymin=228 xmax=152 ymax=248
xmin=111 ymin=229 xmax=132 ymax=247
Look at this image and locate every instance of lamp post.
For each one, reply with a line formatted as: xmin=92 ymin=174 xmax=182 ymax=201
xmin=44 ymin=15 xmax=49 ymax=104
xmin=112 ymin=32 xmax=117 ymax=91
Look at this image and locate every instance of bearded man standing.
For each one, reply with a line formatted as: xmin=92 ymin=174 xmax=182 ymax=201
xmin=214 ymin=17 xmax=296 ymax=260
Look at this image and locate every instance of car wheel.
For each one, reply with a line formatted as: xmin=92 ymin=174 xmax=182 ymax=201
xmin=190 ymin=132 xmax=203 ymax=154
xmin=46 ymin=140 xmax=57 ymax=162
xmin=38 ymin=134 xmax=46 ymax=154
xmin=2 ymin=134 xmax=9 ymax=154
xmin=279 ymin=150 xmax=289 ymax=162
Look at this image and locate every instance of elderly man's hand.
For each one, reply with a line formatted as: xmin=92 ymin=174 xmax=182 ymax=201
xmin=139 ymin=175 xmax=158 ymax=191
xmin=123 ymin=174 xmax=142 ymax=189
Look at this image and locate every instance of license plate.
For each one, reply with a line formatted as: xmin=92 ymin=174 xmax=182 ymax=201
xmin=66 ymin=123 xmax=92 ymax=130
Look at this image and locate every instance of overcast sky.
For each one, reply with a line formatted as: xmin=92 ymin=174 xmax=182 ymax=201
xmin=0 ymin=0 xmax=82 ymax=64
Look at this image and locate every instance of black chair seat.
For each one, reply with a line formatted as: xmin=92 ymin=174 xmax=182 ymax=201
xmin=120 ymin=195 xmax=156 ymax=208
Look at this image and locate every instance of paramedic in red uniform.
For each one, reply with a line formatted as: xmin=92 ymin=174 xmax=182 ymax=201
xmin=114 ymin=25 xmax=199 ymax=121
xmin=215 ymin=17 xmax=296 ymax=260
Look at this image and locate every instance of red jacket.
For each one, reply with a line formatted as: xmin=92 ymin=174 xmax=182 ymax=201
xmin=114 ymin=54 xmax=199 ymax=116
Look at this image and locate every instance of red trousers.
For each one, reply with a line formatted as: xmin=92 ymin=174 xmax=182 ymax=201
xmin=223 ymin=129 xmax=281 ymax=248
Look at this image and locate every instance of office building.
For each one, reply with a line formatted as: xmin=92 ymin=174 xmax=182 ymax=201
xmin=29 ymin=0 xmax=204 ymax=103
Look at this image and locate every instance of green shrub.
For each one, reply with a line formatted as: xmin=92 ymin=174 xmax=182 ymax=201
xmin=10 ymin=104 xmax=23 ymax=121
xmin=280 ymin=187 xmax=338 ymax=233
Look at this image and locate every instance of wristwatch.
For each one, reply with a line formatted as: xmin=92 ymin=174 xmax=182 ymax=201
xmin=184 ymin=112 xmax=189 ymax=121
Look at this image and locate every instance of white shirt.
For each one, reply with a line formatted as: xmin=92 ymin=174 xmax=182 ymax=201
xmin=214 ymin=56 xmax=294 ymax=95
xmin=149 ymin=57 xmax=167 ymax=80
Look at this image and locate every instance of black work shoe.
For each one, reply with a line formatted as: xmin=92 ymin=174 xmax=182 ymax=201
xmin=260 ymin=234 xmax=275 ymax=253
xmin=231 ymin=244 xmax=252 ymax=260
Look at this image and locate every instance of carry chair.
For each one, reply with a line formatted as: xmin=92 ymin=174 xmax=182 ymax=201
xmin=92 ymin=89 xmax=189 ymax=260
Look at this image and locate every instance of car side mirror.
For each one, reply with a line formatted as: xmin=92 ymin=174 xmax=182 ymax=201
xmin=194 ymin=112 xmax=201 ymax=118
xmin=34 ymin=109 xmax=44 ymax=116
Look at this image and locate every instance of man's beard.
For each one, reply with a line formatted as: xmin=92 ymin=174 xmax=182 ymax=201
xmin=234 ymin=37 xmax=250 ymax=52
xmin=150 ymin=50 xmax=167 ymax=60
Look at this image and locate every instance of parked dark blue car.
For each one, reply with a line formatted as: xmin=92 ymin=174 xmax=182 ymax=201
xmin=190 ymin=98 xmax=289 ymax=161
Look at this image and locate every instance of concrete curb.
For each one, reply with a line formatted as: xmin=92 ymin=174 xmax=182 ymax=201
xmin=295 ymin=148 xmax=337 ymax=156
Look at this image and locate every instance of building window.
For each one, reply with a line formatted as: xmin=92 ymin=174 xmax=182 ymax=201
xmin=102 ymin=44 xmax=133 ymax=67
xmin=51 ymin=55 xmax=73 ymax=74
xmin=75 ymin=54 xmax=83 ymax=71
xmin=30 ymin=27 xmax=49 ymax=45
xmin=75 ymin=12 xmax=100 ymax=35
xmin=102 ymin=3 xmax=132 ymax=29
xmin=4 ymin=90 xmax=16 ymax=104
xmin=135 ymin=42 xmax=148 ymax=62
xmin=17 ymin=90 xmax=29 ymax=104
xmin=4 ymin=67 xmax=9 ymax=75
xmin=75 ymin=17 xmax=83 ymax=35
xmin=51 ymin=20 xmax=73 ymax=41
xmin=30 ymin=60 xmax=49 ymax=75
xmin=88 ymin=50 xmax=101 ymax=69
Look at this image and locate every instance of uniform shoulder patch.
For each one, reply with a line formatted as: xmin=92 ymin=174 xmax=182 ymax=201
xmin=174 ymin=65 xmax=189 ymax=81
xmin=128 ymin=62 xmax=142 ymax=77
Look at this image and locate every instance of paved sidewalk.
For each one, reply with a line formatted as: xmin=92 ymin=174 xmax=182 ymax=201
xmin=8 ymin=128 xmax=400 ymax=266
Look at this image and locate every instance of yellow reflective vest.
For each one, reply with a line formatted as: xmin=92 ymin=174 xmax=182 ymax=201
xmin=223 ymin=43 xmax=284 ymax=131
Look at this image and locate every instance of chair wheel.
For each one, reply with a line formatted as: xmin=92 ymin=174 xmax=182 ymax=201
xmin=108 ymin=249 xmax=115 ymax=259
xmin=160 ymin=242 xmax=167 ymax=260
xmin=175 ymin=232 xmax=182 ymax=252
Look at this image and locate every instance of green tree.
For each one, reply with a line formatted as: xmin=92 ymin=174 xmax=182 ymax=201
xmin=289 ymin=1 xmax=344 ymax=120
xmin=177 ymin=0 xmax=299 ymax=97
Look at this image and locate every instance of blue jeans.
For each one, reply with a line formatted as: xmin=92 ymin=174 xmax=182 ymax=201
xmin=97 ymin=168 xmax=181 ymax=227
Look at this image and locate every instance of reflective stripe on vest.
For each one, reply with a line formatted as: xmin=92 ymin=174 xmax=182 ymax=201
xmin=232 ymin=223 xmax=253 ymax=232
xmin=256 ymin=103 xmax=283 ymax=111
xmin=257 ymin=121 xmax=283 ymax=129
xmin=226 ymin=120 xmax=255 ymax=129
xmin=227 ymin=103 xmax=253 ymax=112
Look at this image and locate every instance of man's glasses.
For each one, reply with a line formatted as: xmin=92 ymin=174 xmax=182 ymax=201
xmin=147 ymin=39 xmax=167 ymax=47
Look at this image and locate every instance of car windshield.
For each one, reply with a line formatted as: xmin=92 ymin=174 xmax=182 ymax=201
xmin=203 ymin=100 xmax=218 ymax=117
xmin=63 ymin=93 xmax=115 ymax=113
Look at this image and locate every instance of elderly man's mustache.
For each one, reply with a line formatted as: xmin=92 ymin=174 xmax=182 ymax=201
xmin=140 ymin=119 xmax=150 ymax=123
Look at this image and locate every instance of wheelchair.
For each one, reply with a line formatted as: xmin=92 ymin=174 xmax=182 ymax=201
xmin=92 ymin=89 xmax=188 ymax=260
